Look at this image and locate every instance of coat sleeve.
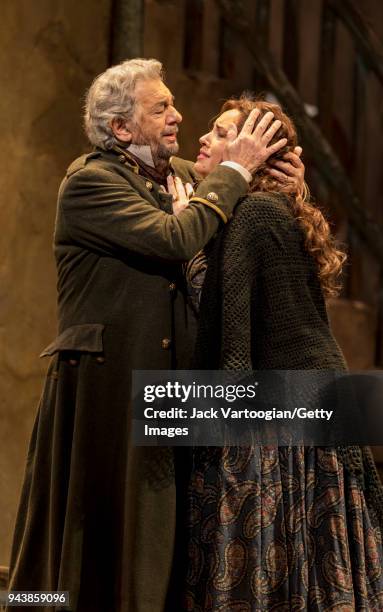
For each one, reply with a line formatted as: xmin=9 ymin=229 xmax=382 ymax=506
xmin=58 ymin=164 xmax=248 ymax=261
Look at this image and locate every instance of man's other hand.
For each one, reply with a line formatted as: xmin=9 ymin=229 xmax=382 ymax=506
xmin=266 ymin=146 xmax=305 ymax=195
xmin=167 ymin=176 xmax=194 ymax=215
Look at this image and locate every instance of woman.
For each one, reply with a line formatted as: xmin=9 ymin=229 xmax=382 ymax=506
xmin=181 ymin=96 xmax=383 ymax=611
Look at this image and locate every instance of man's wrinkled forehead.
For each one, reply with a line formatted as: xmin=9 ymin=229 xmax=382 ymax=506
xmin=134 ymin=78 xmax=174 ymax=109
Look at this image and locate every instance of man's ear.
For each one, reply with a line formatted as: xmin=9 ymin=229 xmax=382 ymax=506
xmin=111 ymin=117 xmax=132 ymax=143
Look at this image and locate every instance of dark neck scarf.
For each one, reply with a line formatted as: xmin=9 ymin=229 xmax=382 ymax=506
xmin=112 ymin=144 xmax=171 ymax=187
xmin=129 ymin=152 xmax=170 ymax=187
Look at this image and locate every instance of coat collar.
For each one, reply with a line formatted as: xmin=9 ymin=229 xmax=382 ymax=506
xmin=109 ymin=145 xmax=172 ymax=187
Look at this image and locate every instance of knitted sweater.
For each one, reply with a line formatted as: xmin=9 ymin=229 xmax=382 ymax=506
xmin=193 ymin=192 xmax=347 ymax=370
xmin=191 ymin=191 xmax=383 ymax=528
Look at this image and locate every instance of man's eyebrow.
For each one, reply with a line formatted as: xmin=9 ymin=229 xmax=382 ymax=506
xmin=215 ymin=122 xmax=227 ymax=130
xmin=152 ymin=95 xmax=175 ymax=109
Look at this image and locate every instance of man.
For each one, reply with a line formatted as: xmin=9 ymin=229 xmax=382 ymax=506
xmin=7 ymin=58 xmax=303 ymax=612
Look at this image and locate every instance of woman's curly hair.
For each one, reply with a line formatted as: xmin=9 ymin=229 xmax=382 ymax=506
xmin=220 ymin=95 xmax=346 ymax=298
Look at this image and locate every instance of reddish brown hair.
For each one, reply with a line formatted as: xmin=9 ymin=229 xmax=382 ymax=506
xmin=220 ymin=95 xmax=346 ymax=297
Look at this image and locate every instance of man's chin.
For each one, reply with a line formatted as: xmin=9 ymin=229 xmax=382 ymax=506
xmin=156 ymin=142 xmax=179 ymax=159
xmin=165 ymin=142 xmax=179 ymax=155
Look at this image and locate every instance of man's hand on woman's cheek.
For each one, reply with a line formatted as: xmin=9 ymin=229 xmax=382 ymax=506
xmin=223 ymin=109 xmax=288 ymax=173
xmin=266 ymin=146 xmax=305 ymax=194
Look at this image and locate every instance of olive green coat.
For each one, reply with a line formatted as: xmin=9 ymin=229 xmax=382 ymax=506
xmin=7 ymin=148 xmax=248 ymax=612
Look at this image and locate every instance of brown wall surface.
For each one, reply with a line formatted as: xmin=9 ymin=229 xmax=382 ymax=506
xmin=0 ymin=0 xmax=111 ymax=565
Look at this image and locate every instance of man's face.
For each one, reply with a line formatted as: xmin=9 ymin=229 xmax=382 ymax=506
xmin=129 ymin=78 xmax=182 ymax=162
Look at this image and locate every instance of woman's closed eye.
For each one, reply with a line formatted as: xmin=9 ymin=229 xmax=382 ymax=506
xmin=216 ymin=128 xmax=227 ymax=138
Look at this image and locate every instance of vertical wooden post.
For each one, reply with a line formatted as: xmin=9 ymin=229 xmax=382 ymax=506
xmin=254 ymin=0 xmax=271 ymax=92
xmin=351 ymin=55 xmax=367 ymax=199
xmin=283 ymin=0 xmax=300 ymax=87
xmin=202 ymin=0 xmax=221 ymax=75
xmin=256 ymin=0 xmax=271 ymax=40
xmin=317 ymin=1 xmax=336 ymax=136
xmin=110 ymin=0 xmax=144 ymax=64
xmin=347 ymin=55 xmax=369 ymax=300
xmin=347 ymin=52 xmax=381 ymax=366
xmin=218 ymin=15 xmax=235 ymax=79
xmin=183 ymin=0 xmax=204 ymax=70
xmin=375 ymin=272 xmax=383 ymax=366
xmin=316 ymin=1 xmax=340 ymax=294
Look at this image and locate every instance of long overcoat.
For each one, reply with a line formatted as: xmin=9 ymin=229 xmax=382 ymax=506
xmin=7 ymin=148 xmax=248 ymax=612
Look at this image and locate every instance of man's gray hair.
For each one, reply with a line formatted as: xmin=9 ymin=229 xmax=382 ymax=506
xmin=84 ymin=58 xmax=164 ymax=150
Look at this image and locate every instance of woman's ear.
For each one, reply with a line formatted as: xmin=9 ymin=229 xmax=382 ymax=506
xmin=111 ymin=117 xmax=132 ymax=143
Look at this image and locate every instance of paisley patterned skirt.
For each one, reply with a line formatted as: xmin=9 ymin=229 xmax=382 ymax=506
xmin=183 ymin=446 xmax=383 ymax=611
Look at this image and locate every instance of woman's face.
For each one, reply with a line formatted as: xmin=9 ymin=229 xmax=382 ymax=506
xmin=194 ymin=109 xmax=242 ymax=177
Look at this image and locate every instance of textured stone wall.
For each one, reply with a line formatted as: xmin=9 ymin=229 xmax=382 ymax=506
xmin=0 ymin=0 xmax=111 ymax=565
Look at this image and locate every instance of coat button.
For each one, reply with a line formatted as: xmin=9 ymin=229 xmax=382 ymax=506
xmin=145 ymin=180 xmax=153 ymax=191
xmin=118 ymin=155 xmax=126 ymax=164
xmin=96 ymin=355 xmax=105 ymax=364
xmin=168 ymin=282 xmax=176 ymax=293
xmin=161 ymin=338 xmax=171 ymax=350
xmin=207 ymin=191 xmax=219 ymax=203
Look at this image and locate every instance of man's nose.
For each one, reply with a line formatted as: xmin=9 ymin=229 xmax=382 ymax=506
xmin=168 ymin=106 xmax=182 ymax=124
xmin=199 ymin=132 xmax=210 ymax=145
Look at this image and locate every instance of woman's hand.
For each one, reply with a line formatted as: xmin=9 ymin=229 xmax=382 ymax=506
xmin=167 ymin=175 xmax=194 ymax=215
xmin=222 ymin=109 xmax=288 ymax=173
xmin=266 ymin=146 xmax=305 ymax=195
